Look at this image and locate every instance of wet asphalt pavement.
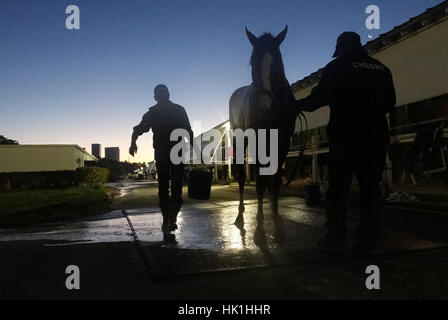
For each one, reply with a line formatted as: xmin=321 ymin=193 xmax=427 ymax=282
xmin=1 ymin=181 xmax=448 ymax=299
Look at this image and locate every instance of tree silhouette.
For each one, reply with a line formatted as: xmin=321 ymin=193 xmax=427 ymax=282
xmin=0 ymin=135 xmax=18 ymax=145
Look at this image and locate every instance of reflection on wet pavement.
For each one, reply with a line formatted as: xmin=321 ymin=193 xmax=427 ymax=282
xmin=1 ymin=197 xmax=446 ymax=277
xmin=107 ymin=181 xmax=157 ymax=198
xmin=0 ymin=211 xmax=133 ymax=244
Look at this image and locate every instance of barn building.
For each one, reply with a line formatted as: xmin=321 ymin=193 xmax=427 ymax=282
xmin=288 ymin=1 xmax=448 ymax=188
xmin=0 ymin=144 xmax=97 ymax=173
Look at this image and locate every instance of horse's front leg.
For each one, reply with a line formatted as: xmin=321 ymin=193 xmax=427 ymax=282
xmin=269 ymin=171 xmax=282 ymax=217
xmin=234 ymin=163 xmax=246 ymax=225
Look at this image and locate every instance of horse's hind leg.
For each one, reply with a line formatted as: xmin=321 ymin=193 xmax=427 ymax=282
xmin=234 ymin=136 xmax=246 ymax=225
xmin=234 ymin=163 xmax=246 ymax=225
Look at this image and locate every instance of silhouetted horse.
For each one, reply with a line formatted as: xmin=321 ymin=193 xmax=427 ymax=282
xmin=229 ymin=26 xmax=296 ymax=225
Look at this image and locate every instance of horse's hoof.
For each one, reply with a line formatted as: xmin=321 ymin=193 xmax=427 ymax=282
xmin=254 ymin=232 xmax=267 ymax=246
xmin=238 ymin=204 xmax=245 ymax=214
xmin=234 ymin=214 xmax=244 ymax=226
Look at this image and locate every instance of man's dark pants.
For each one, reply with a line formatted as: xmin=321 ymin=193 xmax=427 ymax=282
xmin=326 ymin=143 xmax=387 ymax=246
xmin=155 ymin=150 xmax=184 ymax=218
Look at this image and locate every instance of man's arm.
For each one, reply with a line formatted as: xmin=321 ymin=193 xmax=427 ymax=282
xmin=129 ymin=111 xmax=152 ymax=156
xmin=179 ymin=107 xmax=202 ymax=162
xmin=296 ymin=65 xmax=335 ymax=113
xmin=179 ymin=108 xmax=194 ymax=146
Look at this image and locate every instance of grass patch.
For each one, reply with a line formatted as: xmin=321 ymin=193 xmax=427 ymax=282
xmin=0 ymin=184 xmax=111 ymax=227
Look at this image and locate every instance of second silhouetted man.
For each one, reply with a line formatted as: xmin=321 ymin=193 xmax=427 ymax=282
xmin=296 ymin=32 xmax=396 ymax=255
xmin=130 ymin=84 xmax=193 ymax=236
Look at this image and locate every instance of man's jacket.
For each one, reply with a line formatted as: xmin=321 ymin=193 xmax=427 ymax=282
xmin=298 ymin=49 xmax=396 ymax=145
xmin=132 ymin=101 xmax=193 ymax=152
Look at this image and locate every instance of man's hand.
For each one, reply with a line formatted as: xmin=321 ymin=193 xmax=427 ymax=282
xmin=129 ymin=142 xmax=138 ymax=156
xmin=295 ymin=98 xmax=316 ymax=113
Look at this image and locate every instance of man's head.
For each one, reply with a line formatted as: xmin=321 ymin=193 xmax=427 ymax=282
xmin=332 ymin=32 xmax=362 ymax=58
xmin=154 ymin=84 xmax=170 ymax=103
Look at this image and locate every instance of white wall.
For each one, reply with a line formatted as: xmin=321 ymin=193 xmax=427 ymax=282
xmin=0 ymin=145 xmax=96 ymax=173
xmin=293 ymin=17 xmax=448 ymax=132
xmin=374 ymin=18 xmax=448 ymax=106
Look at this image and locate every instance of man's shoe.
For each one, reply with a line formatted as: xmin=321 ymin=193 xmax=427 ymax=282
xmin=161 ymin=214 xmax=171 ymax=234
xmin=161 ymin=220 xmax=170 ymax=234
xmin=169 ymin=208 xmax=179 ymax=231
xmin=161 ymin=207 xmax=172 ymax=233
xmin=163 ymin=233 xmax=176 ymax=243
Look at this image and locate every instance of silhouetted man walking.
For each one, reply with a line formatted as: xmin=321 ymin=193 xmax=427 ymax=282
xmin=296 ymin=32 xmax=396 ymax=254
xmin=129 ymin=84 xmax=193 ymax=236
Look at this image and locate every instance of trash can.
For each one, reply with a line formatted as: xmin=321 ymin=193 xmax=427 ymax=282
xmin=188 ymin=169 xmax=213 ymax=200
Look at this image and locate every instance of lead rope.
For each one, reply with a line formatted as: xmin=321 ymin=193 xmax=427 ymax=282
xmin=282 ymin=110 xmax=309 ymax=187
xmin=121 ymin=209 xmax=155 ymax=280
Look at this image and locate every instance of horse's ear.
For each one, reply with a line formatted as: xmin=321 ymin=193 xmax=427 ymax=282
xmin=275 ymin=25 xmax=288 ymax=46
xmin=245 ymin=26 xmax=257 ymax=46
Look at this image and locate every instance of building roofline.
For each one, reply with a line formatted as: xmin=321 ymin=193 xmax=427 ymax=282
xmin=291 ymin=0 xmax=448 ymax=92
xmin=195 ymin=120 xmax=230 ymax=139
xmin=213 ymin=120 xmax=230 ymax=129
xmin=0 ymin=144 xmax=98 ymax=160
xmin=1 ymin=144 xmax=83 ymax=148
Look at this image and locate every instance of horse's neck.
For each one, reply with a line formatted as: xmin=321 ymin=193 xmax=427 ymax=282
xmin=255 ymin=66 xmax=288 ymax=99
xmin=251 ymin=53 xmax=292 ymax=103
xmin=261 ymin=54 xmax=274 ymax=92
xmin=252 ymin=76 xmax=289 ymax=100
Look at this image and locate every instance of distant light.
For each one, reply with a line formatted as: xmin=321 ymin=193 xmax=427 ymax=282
xmin=222 ymin=122 xmax=231 ymax=130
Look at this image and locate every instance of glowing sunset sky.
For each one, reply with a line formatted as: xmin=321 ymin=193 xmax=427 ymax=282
xmin=1 ymin=0 xmax=441 ymax=162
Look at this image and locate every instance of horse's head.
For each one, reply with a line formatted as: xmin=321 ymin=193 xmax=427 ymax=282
xmin=246 ymin=26 xmax=288 ymax=95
